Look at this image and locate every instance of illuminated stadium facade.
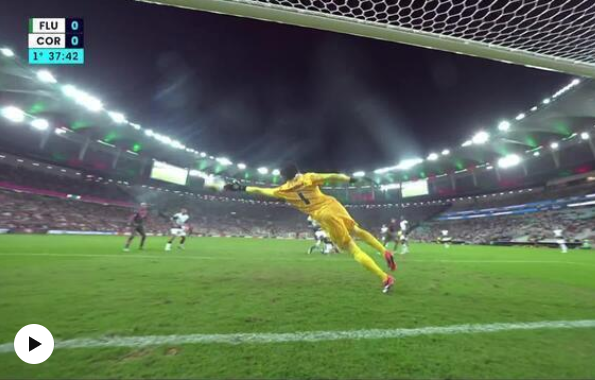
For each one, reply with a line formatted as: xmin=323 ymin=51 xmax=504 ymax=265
xmin=2 ymin=46 xmax=595 ymax=207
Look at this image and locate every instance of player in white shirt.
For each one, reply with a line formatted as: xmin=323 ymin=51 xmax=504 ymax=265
xmin=398 ymin=219 xmax=409 ymax=254
xmin=380 ymin=224 xmax=389 ymax=245
xmin=165 ymin=208 xmax=190 ymax=251
xmin=553 ymin=227 xmax=568 ymax=253
xmin=439 ymin=229 xmax=451 ymax=249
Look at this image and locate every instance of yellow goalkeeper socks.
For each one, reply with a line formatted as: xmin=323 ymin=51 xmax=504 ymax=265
xmin=347 ymin=241 xmax=388 ymax=282
xmin=354 ymin=226 xmax=387 ymax=254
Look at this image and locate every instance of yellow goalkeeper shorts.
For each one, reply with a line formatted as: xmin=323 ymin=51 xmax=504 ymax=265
xmin=312 ymin=201 xmax=357 ymax=249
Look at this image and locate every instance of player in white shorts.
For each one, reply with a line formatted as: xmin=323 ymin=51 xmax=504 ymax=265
xmin=380 ymin=224 xmax=389 ymax=245
xmin=307 ymin=216 xmax=336 ymax=255
xmin=398 ymin=218 xmax=409 ymax=254
xmin=165 ymin=208 xmax=190 ymax=251
xmin=553 ymin=227 xmax=568 ymax=253
xmin=438 ymin=229 xmax=451 ymax=249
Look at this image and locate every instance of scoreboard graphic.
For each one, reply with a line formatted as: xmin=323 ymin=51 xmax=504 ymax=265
xmin=28 ymin=18 xmax=84 ymax=65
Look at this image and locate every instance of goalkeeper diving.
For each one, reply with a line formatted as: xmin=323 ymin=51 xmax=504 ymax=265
xmin=224 ymin=164 xmax=396 ymax=293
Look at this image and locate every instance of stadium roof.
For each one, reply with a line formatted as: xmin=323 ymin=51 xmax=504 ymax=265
xmin=2 ymin=46 xmax=594 ymax=190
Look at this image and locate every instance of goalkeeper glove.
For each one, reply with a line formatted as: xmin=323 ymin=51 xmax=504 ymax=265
xmin=224 ymin=181 xmax=246 ymax=192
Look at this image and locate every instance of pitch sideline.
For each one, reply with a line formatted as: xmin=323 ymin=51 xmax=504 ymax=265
xmin=1 ymin=319 xmax=594 ymax=354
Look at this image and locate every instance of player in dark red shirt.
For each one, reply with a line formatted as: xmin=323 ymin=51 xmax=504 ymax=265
xmin=123 ymin=203 xmax=149 ymax=251
xmin=387 ymin=218 xmax=400 ymax=250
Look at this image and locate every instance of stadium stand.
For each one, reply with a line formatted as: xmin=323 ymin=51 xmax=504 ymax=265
xmin=411 ymin=208 xmax=595 ymax=245
xmin=1 ymin=154 xmax=595 ymax=245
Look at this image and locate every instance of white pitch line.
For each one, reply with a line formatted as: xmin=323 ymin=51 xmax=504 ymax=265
xmin=1 ymin=319 xmax=594 ymax=354
xmin=0 ymin=252 xmax=594 ymax=267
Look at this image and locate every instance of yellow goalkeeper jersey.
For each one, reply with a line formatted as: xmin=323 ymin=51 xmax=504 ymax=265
xmin=246 ymin=172 xmax=348 ymax=215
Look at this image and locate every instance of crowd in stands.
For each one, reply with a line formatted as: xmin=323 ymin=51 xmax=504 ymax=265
xmin=1 ymin=159 xmax=594 ymax=245
xmin=410 ymin=208 xmax=595 ymax=244
xmin=0 ymin=189 xmax=310 ymax=238
xmin=0 ymin=161 xmax=132 ymax=202
xmin=0 ymin=190 xmax=131 ymax=233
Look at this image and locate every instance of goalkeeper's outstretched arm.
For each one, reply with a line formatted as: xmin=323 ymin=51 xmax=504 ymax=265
xmin=246 ymin=186 xmax=279 ymax=198
xmin=223 ymin=181 xmax=280 ymax=199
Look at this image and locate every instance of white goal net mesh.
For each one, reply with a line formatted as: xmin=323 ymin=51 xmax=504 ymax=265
xmin=144 ymin=0 xmax=595 ymax=77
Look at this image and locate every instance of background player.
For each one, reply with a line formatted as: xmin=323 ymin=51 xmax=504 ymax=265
xmin=123 ymin=202 xmax=149 ymax=251
xmin=380 ymin=224 xmax=389 ymax=246
xmin=165 ymin=208 xmax=190 ymax=251
xmin=553 ymin=226 xmax=568 ymax=253
xmin=386 ymin=218 xmax=400 ymax=250
xmin=438 ymin=229 xmax=451 ymax=249
xmin=307 ymin=216 xmax=336 ymax=255
xmin=399 ymin=218 xmax=409 ymax=254
xmin=224 ymin=163 xmax=396 ymax=293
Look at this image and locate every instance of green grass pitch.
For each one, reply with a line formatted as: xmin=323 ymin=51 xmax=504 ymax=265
xmin=1 ymin=235 xmax=595 ymax=379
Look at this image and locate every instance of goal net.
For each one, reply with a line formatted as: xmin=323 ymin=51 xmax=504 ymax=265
xmin=140 ymin=0 xmax=595 ymax=78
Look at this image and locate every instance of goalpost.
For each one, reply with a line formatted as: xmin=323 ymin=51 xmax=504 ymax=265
xmin=137 ymin=0 xmax=595 ymax=78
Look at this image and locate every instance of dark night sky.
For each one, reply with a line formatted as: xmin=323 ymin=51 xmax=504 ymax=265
xmin=0 ymin=0 xmax=573 ymax=171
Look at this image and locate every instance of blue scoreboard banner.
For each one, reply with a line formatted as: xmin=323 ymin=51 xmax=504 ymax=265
xmin=28 ymin=18 xmax=84 ymax=65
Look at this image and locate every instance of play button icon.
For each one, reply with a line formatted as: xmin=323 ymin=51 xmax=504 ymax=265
xmin=14 ymin=324 xmax=53 ymax=364
xmin=29 ymin=337 xmax=41 ymax=351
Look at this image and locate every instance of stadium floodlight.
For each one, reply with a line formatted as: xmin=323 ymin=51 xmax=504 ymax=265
xmin=200 ymin=152 xmax=207 ymax=158
xmin=272 ymin=169 xmax=281 ymax=176
xmin=543 ymin=98 xmax=551 ymax=105
xmin=550 ymin=142 xmax=560 ymax=150
xmin=171 ymin=140 xmax=184 ymax=149
xmin=237 ymin=163 xmax=247 ymax=170
xmin=533 ymin=151 xmax=541 ymax=157
xmin=515 ymin=113 xmax=526 ymax=121
xmin=108 ymin=111 xmax=127 ymax=124
xmin=0 ymin=48 xmax=14 ymax=57
xmin=61 ymin=85 xmax=103 ymax=112
xmin=571 ymin=79 xmax=581 ymax=86
xmin=461 ymin=140 xmax=472 ymax=147
xmin=36 ymin=70 xmax=57 ymax=84
xmin=441 ymin=149 xmax=450 ymax=156
xmin=498 ymin=121 xmax=511 ymax=132
xmin=257 ymin=167 xmax=269 ymax=174
xmin=31 ymin=118 xmax=49 ymax=131
xmin=144 ymin=129 xmax=154 ymax=137
xmin=61 ymin=84 xmax=77 ymax=97
xmin=352 ymin=171 xmax=366 ymax=177
xmin=581 ymin=132 xmax=590 ymax=140
xmin=472 ymin=131 xmax=490 ymax=145
xmin=497 ymin=154 xmax=521 ymax=169
xmin=531 ymin=106 xmax=538 ymax=112
xmin=1 ymin=106 xmax=25 ymax=122
xmin=216 ymin=157 xmax=233 ymax=166
xmin=427 ymin=153 xmax=439 ymax=161
xmin=80 ymin=94 xmax=103 ymax=112
xmin=129 ymin=122 xmax=141 ymax=130
xmin=54 ymin=128 xmax=67 ymax=135
xmin=396 ymin=158 xmax=423 ymax=170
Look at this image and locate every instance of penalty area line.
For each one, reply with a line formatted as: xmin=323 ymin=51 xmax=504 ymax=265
xmin=1 ymin=319 xmax=595 ymax=354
